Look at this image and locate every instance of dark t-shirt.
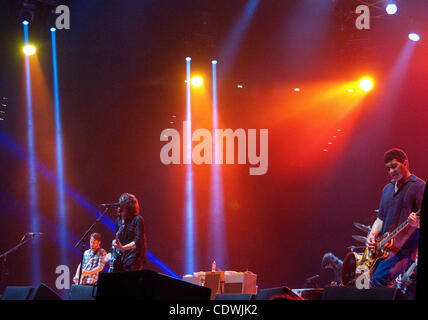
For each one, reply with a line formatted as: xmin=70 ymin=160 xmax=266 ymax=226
xmin=115 ymin=215 xmax=147 ymax=270
xmin=378 ymin=174 xmax=425 ymax=259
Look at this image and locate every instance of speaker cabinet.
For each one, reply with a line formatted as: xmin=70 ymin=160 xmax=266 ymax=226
xmin=215 ymin=293 xmax=254 ymax=300
xmin=96 ymin=270 xmax=211 ymax=300
xmin=1 ymin=284 xmax=61 ymax=300
xmin=69 ymin=284 xmax=97 ymax=300
xmin=322 ymin=287 xmax=395 ymax=300
xmin=0 ymin=286 xmax=34 ymax=300
xmin=29 ymin=283 xmax=62 ymax=300
xmin=254 ymin=286 xmax=303 ymax=300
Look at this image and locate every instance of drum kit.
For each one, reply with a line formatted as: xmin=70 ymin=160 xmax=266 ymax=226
xmin=340 ymin=220 xmax=372 ymax=286
xmin=338 ymin=210 xmax=417 ymax=292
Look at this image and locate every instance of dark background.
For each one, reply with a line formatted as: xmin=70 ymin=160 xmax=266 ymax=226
xmin=0 ymin=0 xmax=427 ymax=297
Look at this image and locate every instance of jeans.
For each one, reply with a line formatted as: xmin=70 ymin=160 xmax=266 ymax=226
xmin=372 ymin=250 xmax=413 ymax=288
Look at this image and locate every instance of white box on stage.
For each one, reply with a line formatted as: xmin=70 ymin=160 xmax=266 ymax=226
xmin=182 ymin=270 xmax=257 ymax=297
xmin=182 ymin=273 xmax=203 ymax=286
xmin=223 ymin=271 xmax=257 ymax=295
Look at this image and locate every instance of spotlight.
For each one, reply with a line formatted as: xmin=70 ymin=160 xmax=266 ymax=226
xmin=191 ymin=76 xmax=203 ymax=87
xmin=408 ymin=33 xmax=420 ymax=42
xmin=50 ymin=27 xmax=56 ymax=32
xmin=359 ymin=78 xmax=373 ymax=92
xmin=19 ymin=2 xmax=36 ymax=25
xmin=186 ymin=57 xmax=191 ymax=62
xmin=385 ymin=3 xmax=398 ymax=15
xmin=212 ymin=60 xmax=218 ymax=65
xmin=23 ymin=45 xmax=36 ymax=56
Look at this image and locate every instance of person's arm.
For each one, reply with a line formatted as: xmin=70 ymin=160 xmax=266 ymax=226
xmin=367 ymin=218 xmax=383 ymax=248
xmin=114 ymin=240 xmax=136 ymax=251
xmin=113 ymin=217 xmax=144 ymax=251
xmin=83 ymin=251 xmax=107 ymax=276
xmin=73 ymin=264 xmax=81 ymax=284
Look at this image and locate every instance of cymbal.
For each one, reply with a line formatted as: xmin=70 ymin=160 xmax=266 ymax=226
xmin=353 ymin=222 xmax=371 ymax=233
xmin=352 ymin=235 xmax=368 ymax=244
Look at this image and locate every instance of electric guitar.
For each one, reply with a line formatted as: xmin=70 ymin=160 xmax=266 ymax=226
xmin=357 ymin=210 xmax=420 ymax=282
xmin=108 ymin=223 xmax=125 ymax=273
xmin=79 ymin=256 xmax=94 ymax=285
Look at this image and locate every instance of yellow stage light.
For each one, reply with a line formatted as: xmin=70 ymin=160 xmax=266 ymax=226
xmin=191 ymin=76 xmax=203 ymax=87
xmin=23 ymin=45 xmax=36 ymax=56
xmin=359 ymin=78 xmax=373 ymax=92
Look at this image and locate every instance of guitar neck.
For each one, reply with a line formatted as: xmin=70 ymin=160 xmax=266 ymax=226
xmin=379 ymin=210 xmax=420 ymax=248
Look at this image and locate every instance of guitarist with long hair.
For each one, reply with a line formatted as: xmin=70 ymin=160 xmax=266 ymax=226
xmin=367 ymin=148 xmax=425 ymax=289
xmin=111 ymin=193 xmax=147 ymax=272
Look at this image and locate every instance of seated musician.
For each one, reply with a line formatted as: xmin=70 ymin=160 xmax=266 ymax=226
xmin=73 ymin=232 xmax=107 ymax=285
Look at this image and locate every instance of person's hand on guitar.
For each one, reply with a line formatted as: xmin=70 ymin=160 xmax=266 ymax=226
xmin=408 ymin=212 xmax=420 ymax=228
xmin=112 ymin=239 xmax=124 ymax=251
xmin=367 ymin=232 xmax=377 ymax=251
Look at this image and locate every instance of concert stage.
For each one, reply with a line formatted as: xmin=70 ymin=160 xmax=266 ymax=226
xmin=0 ymin=0 xmax=427 ymax=306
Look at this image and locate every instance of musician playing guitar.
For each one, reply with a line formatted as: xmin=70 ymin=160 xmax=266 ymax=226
xmin=111 ymin=193 xmax=147 ymax=272
xmin=367 ymin=148 xmax=425 ymax=289
xmin=73 ymin=233 xmax=107 ymax=285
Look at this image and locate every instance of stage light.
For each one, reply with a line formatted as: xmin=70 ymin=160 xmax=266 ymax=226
xmin=185 ymin=57 xmax=195 ymax=274
xmin=408 ymin=33 xmax=420 ymax=42
xmin=191 ymin=76 xmax=203 ymax=87
xmin=359 ymin=78 xmax=373 ymax=92
xmin=347 ymin=89 xmax=354 ymax=93
xmin=19 ymin=2 xmax=36 ymax=25
xmin=385 ymin=3 xmax=398 ymax=15
xmin=50 ymin=27 xmax=56 ymax=32
xmin=23 ymin=45 xmax=36 ymax=56
xmin=212 ymin=60 xmax=218 ymax=65
xmin=294 ymin=88 xmax=301 ymax=92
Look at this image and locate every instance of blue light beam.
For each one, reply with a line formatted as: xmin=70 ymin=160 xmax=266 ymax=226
xmin=23 ymin=22 xmax=41 ymax=286
xmin=51 ymin=27 xmax=68 ymax=268
xmin=209 ymin=60 xmax=227 ymax=269
xmin=185 ymin=57 xmax=195 ymax=274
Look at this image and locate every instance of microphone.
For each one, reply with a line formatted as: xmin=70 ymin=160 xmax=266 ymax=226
xmin=21 ymin=232 xmax=43 ymax=241
xmin=28 ymin=232 xmax=43 ymax=236
xmin=99 ymin=202 xmax=120 ymax=207
xmin=306 ymin=274 xmax=319 ymax=282
xmin=27 ymin=232 xmax=43 ymax=237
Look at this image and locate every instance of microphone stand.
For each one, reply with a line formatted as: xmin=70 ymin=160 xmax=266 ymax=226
xmin=74 ymin=207 xmax=109 ymax=285
xmin=0 ymin=234 xmax=38 ymax=284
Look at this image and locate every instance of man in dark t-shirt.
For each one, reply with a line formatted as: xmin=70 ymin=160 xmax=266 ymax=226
xmin=367 ymin=148 xmax=425 ymax=288
xmin=111 ymin=193 xmax=147 ymax=272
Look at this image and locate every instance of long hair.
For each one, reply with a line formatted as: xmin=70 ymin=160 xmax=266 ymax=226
xmin=118 ymin=193 xmax=140 ymax=217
